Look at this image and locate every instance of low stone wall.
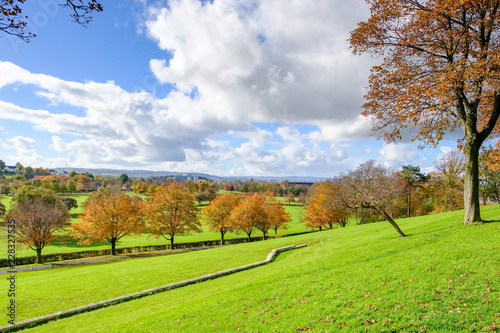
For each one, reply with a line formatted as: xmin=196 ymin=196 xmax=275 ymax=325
xmin=0 ymin=244 xmax=307 ymax=333
xmin=0 ymin=231 xmax=314 ymax=267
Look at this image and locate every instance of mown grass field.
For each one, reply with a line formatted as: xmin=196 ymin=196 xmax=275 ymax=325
xmin=0 ymin=193 xmax=308 ymax=260
xmin=4 ymin=205 xmax=500 ymax=332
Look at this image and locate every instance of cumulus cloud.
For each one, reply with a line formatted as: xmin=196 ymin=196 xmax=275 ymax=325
xmin=378 ymin=143 xmax=419 ymax=168
xmin=0 ymin=0 xmax=429 ymax=176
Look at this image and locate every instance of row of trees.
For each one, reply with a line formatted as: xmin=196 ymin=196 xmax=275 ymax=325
xmin=3 ymin=184 xmax=292 ymax=263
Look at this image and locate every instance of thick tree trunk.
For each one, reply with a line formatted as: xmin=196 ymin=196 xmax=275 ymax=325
xmin=381 ymin=209 xmax=406 ymax=237
xmin=220 ymin=231 xmax=225 ymax=246
xmin=111 ymin=240 xmax=116 ymax=255
xmin=463 ymin=133 xmax=482 ymax=224
xmin=170 ymin=235 xmax=174 ymax=250
xmin=262 ymin=230 xmax=266 ymax=240
xmin=246 ymin=232 xmax=252 ymax=242
xmin=36 ymin=248 xmax=43 ymax=264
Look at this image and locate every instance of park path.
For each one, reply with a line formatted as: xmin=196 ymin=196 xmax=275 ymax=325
xmin=0 ymin=246 xmax=218 ymax=275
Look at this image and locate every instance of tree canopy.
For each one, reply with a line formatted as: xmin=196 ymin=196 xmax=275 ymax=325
xmin=350 ymin=0 xmax=500 ymax=224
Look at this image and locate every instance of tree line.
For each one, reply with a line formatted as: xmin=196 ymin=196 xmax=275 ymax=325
xmin=2 ymin=184 xmax=291 ymax=263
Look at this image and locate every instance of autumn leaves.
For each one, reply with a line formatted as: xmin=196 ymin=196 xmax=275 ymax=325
xmin=71 ymin=186 xmax=292 ymax=254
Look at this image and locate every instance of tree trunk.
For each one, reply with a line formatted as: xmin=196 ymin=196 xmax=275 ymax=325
xmin=111 ymin=240 xmax=116 ymax=255
xmin=170 ymin=235 xmax=174 ymax=250
xmin=463 ymin=133 xmax=482 ymax=224
xmin=381 ymin=209 xmax=406 ymax=237
xmin=319 ymin=226 xmax=322 ymax=231
xmin=407 ymin=186 xmax=412 ymax=218
xmin=220 ymin=231 xmax=225 ymax=246
xmin=262 ymin=230 xmax=266 ymax=240
xmin=246 ymin=232 xmax=252 ymax=242
xmin=36 ymin=248 xmax=43 ymax=264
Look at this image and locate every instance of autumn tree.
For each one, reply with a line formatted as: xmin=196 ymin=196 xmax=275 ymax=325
xmin=230 ymin=193 xmax=271 ymax=240
xmin=143 ymin=184 xmax=201 ymax=249
xmin=201 ymin=194 xmax=241 ymax=245
xmin=285 ymin=192 xmax=295 ymax=205
xmin=340 ymin=161 xmax=407 ymax=237
xmin=266 ymin=196 xmax=291 ymax=236
xmin=7 ymin=186 xmax=70 ymax=263
xmin=72 ymin=189 xmax=144 ymax=255
xmin=304 ymin=180 xmax=349 ymax=231
xmin=0 ymin=0 xmax=103 ymax=41
xmin=401 ymin=165 xmax=426 ymax=217
xmin=350 ymin=0 xmax=500 ymax=224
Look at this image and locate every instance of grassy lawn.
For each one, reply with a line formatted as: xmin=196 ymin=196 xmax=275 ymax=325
xmin=6 ymin=205 xmax=500 ymax=332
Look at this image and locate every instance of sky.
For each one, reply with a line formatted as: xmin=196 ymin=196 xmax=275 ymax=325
xmin=0 ymin=0 xmax=461 ymax=177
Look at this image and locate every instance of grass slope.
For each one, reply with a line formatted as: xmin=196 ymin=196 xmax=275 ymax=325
xmin=5 ymin=205 xmax=500 ymax=332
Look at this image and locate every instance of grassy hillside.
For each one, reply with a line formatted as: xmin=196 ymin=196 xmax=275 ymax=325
xmin=8 ymin=205 xmax=500 ymax=332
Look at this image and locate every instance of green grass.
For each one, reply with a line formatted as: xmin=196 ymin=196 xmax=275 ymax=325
xmin=5 ymin=205 xmax=500 ymax=332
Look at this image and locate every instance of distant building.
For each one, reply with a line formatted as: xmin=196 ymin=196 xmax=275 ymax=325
xmin=4 ymin=166 xmax=18 ymax=174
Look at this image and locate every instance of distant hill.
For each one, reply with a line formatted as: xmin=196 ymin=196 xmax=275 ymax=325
xmin=54 ymin=167 xmax=327 ymax=182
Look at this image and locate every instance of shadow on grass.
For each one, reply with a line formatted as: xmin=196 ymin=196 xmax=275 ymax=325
xmin=481 ymin=219 xmax=500 ymax=224
xmin=51 ymin=234 xmax=106 ymax=249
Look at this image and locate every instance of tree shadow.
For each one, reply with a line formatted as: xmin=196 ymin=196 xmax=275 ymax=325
xmin=51 ymin=234 xmax=105 ymax=248
xmin=481 ymin=219 xmax=500 ymax=224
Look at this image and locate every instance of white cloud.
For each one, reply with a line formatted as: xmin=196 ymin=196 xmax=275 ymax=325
xmin=378 ymin=143 xmax=419 ymax=168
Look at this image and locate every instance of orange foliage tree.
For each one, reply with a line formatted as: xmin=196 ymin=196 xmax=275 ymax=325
xmin=143 ymin=184 xmax=201 ymax=249
xmin=230 ymin=193 xmax=272 ymax=240
xmin=350 ymin=0 xmax=500 ymax=224
xmin=201 ymin=194 xmax=241 ymax=245
xmin=72 ymin=190 xmax=144 ymax=255
xmin=304 ymin=180 xmax=349 ymax=232
xmin=266 ymin=196 xmax=291 ymax=236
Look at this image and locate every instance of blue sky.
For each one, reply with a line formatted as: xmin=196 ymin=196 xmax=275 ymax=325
xmin=0 ymin=0 xmax=460 ymax=177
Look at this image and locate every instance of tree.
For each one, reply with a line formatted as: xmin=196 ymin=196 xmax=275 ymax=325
xmin=118 ymin=173 xmax=129 ymax=184
xmin=230 ymin=193 xmax=270 ymax=240
xmin=66 ymin=179 xmax=77 ymax=193
xmin=72 ymin=190 xmax=144 ymax=255
xmin=341 ymin=161 xmax=407 ymax=237
xmin=62 ymin=197 xmax=78 ymax=211
xmin=285 ymin=192 xmax=295 ymax=205
xmin=15 ymin=162 xmax=23 ymax=173
xmin=350 ymin=0 xmax=500 ymax=224
xmin=304 ymin=180 xmax=349 ymax=231
xmin=76 ymin=175 xmax=92 ymax=191
xmin=7 ymin=187 xmax=70 ymax=263
xmin=23 ymin=166 xmax=33 ymax=176
xmin=0 ymin=159 xmax=5 ymax=170
xmin=143 ymin=184 xmax=201 ymax=249
xmin=0 ymin=0 xmax=103 ymax=41
xmin=401 ymin=165 xmax=426 ymax=218
xmin=147 ymin=184 xmax=157 ymax=195
xmin=202 ymin=194 xmax=241 ymax=245
xmin=267 ymin=197 xmax=291 ymax=236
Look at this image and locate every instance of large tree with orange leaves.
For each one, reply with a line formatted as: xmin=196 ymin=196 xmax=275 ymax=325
xmin=230 ymin=193 xmax=270 ymax=240
xmin=304 ymin=180 xmax=349 ymax=232
xmin=72 ymin=189 xmax=144 ymax=255
xmin=143 ymin=184 xmax=201 ymax=249
xmin=350 ymin=0 xmax=500 ymax=224
xmin=201 ymin=194 xmax=241 ymax=245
